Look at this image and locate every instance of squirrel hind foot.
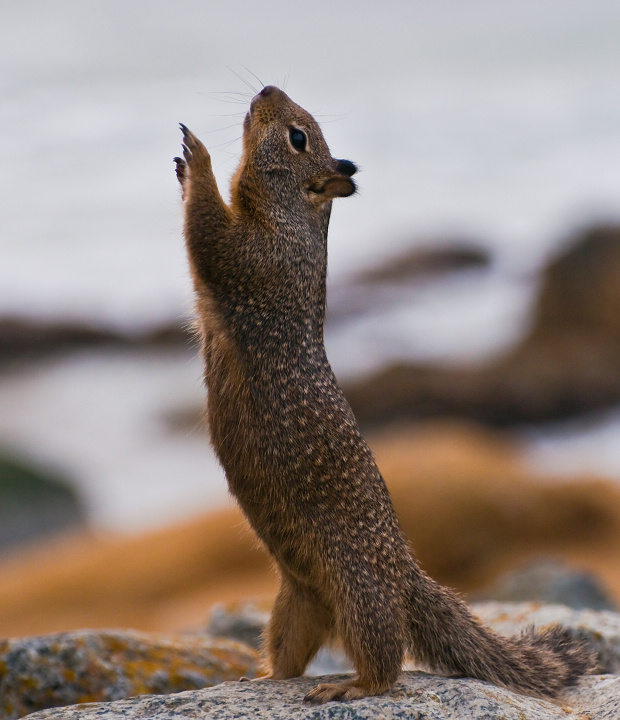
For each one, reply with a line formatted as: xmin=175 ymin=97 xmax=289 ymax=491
xmin=303 ymin=681 xmax=373 ymax=704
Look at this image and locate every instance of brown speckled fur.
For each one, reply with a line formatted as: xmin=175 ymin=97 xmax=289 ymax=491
xmin=174 ymin=86 xmax=595 ymax=703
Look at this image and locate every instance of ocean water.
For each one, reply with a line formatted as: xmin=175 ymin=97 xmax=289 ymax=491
xmin=2 ymin=1 xmax=620 ymax=531
xmin=0 ymin=348 xmax=227 ymax=530
xmin=3 ymin=0 xmax=620 ymax=326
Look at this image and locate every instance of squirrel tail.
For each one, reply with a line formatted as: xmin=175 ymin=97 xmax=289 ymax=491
xmin=406 ymin=567 xmax=596 ymax=697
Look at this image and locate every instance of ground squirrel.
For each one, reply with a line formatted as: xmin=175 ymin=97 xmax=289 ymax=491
xmin=174 ymin=85 xmax=594 ymax=703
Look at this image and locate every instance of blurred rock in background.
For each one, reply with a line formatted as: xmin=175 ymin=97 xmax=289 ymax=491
xmin=0 ymin=453 xmax=85 ymax=552
xmin=326 ymin=240 xmax=492 ymax=324
xmin=0 ymin=318 xmax=189 ymax=372
xmin=473 ymin=557 xmax=617 ymax=611
xmin=344 ymin=224 xmax=620 ymax=428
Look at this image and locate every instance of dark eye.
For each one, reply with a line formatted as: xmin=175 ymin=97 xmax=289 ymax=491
xmin=289 ymin=127 xmax=307 ymax=152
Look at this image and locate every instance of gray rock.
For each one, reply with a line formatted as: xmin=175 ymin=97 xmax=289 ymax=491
xmin=306 ymin=646 xmax=353 ymax=676
xmin=18 ymin=672 xmax=620 ymax=720
xmin=0 ymin=454 xmax=85 ymax=551
xmin=207 ymin=599 xmax=270 ymax=650
xmin=474 ymin=559 xmax=617 ymax=611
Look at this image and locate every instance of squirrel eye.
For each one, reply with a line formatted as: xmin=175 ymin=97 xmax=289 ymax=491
xmin=289 ymin=127 xmax=307 ymax=152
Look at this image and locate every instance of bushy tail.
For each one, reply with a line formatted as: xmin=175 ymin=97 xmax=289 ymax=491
xmin=406 ymin=567 xmax=596 ymax=697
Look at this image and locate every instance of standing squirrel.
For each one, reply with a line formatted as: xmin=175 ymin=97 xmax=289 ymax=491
xmin=174 ymin=86 xmax=594 ymax=703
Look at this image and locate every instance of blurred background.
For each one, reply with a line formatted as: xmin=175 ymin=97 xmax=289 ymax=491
xmin=2 ymin=0 xmax=620 ymax=637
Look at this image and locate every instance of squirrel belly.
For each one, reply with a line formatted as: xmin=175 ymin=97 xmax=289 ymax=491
xmin=175 ymin=86 xmax=595 ymax=703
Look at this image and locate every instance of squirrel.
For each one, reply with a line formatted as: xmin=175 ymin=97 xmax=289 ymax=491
xmin=174 ymin=85 xmax=594 ymax=703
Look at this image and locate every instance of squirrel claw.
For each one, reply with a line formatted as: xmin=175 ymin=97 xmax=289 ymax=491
xmin=176 ymin=125 xmax=210 ymax=178
xmin=173 ymin=157 xmax=187 ymax=189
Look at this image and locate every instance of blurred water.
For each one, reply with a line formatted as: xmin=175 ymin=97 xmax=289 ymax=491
xmin=2 ymin=1 xmax=620 ymax=531
xmin=523 ymin=408 xmax=620 ymax=482
xmin=0 ymin=348 xmax=227 ymax=531
xmin=2 ymin=0 xmax=620 ymax=327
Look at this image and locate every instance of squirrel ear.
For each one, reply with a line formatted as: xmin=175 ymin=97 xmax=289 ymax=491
xmin=309 ymin=174 xmax=357 ymax=200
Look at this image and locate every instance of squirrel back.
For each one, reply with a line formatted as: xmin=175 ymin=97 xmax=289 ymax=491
xmin=175 ymin=85 xmax=595 ymax=703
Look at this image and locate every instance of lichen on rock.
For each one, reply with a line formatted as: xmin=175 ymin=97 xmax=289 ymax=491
xmin=0 ymin=629 xmax=259 ymax=720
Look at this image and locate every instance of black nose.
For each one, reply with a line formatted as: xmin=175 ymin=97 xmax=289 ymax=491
xmin=335 ymin=159 xmax=357 ymax=177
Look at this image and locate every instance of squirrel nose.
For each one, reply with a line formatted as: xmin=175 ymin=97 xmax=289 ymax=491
xmin=259 ymin=85 xmax=278 ymax=97
xmin=335 ymin=159 xmax=358 ymax=177
xmin=250 ymin=85 xmax=281 ymax=113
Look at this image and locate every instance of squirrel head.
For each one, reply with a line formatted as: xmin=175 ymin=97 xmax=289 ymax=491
xmin=233 ymin=86 xmax=357 ymax=212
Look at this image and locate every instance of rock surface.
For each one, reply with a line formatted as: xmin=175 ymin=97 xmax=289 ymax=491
xmin=17 ymin=672 xmax=620 ymax=720
xmin=344 ymin=224 xmax=620 ymax=428
xmin=0 ymin=630 xmax=259 ymax=720
xmin=4 ymin=602 xmax=620 ymax=719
